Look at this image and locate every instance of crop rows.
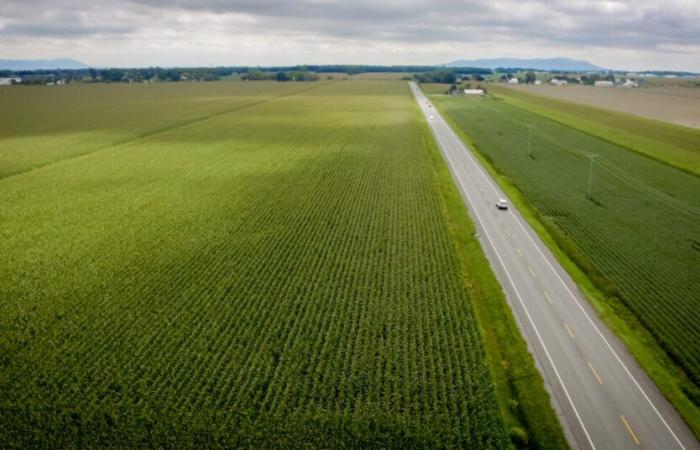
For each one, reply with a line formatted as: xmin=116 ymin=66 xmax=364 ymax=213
xmin=0 ymin=81 xmax=507 ymax=448
xmin=432 ymin=95 xmax=700 ymax=386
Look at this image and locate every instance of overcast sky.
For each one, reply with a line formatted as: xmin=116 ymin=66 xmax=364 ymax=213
xmin=1 ymin=0 xmax=699 ymax=71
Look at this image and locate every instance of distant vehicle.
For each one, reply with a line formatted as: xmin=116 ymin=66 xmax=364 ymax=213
xmin=429 ymin=115 xmax=434 ymax=120
xmin=428 ymin=104 xmax=432 ymax=108
xmin=496 ymin=199 xmax=508 ymax=210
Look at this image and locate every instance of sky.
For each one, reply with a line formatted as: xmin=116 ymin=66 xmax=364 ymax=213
xmin=1 ymin=0 xmax=699 ymax=71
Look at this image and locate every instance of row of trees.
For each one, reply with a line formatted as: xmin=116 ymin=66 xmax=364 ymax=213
xmin=1 ymin=65 xmax=494 ymax=85
xmin=241 ymin=70 xmax=320 ymax=82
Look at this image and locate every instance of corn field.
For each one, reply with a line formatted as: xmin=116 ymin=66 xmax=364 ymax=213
xmin=0 ymin=81 xmax=508 ymax=448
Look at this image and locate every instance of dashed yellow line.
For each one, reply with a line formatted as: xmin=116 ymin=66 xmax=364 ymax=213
xmin=528 ymin=266 xmax=536 ymax=277
xmin=564 ymin=323 xmax=575 ymax=339
xmin=516 ymin=247 xmax=522 ymax=256
xmin=544 ymin=291 xmax=553 ymax=304
xmin=504 ymin=228 xmax=510 ymax=236
xmin=620 ymin=415 xmax=640 ymax=445
xmin=588 ymin=361 xmax=604 ymax=385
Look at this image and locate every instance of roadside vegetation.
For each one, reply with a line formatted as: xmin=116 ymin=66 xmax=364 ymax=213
xmin=489 ymin=85 xmax=700 ymax=175
xmin=0 ymin=80 xmax=514 ymax=448
xmin=424 ymin=87 xmax=700 ymax=437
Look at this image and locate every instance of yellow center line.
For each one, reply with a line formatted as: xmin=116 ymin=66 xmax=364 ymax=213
xmin=620 ymin=415 xmax=640 ymax=446
xmin=564 ymin=323 xmax=575 ymax=339
xmin=588 ymin=361 xmax=604 ymax=385
xmin=528 ymin=266 xmax=536 ymax=277
xmin=544 ymin=291 xmax=553 ymax=304
xmin=516 ymin=247 xmax=522 ymax=256
xmin=504 ymin=228 xmax=510 ymax=236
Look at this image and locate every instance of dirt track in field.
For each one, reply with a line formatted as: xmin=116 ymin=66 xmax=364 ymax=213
xmin=505 ymin=84 xmax=700 ymax=129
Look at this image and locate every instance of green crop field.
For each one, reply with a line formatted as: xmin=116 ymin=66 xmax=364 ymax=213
xmin=488 ymin=85 xmax=700 ymax=175
xmin=426 ymin=92 xmax=700 ymax=391
xmin=0 ymin=81 xmax=316 ymax=179
xmin=0 ymin=81 xmax=510 ymax=448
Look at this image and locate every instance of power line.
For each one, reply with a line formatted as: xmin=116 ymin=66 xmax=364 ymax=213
xmin=587 ymin=154 xmax=599 ymax=200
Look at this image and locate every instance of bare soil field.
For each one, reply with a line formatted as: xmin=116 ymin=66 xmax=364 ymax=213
xmin=505 ymin=84 xmax=700 ymax=128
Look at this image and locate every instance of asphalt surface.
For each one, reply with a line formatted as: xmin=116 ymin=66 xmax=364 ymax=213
xmin=410 ymin=82 xmax=699 ymax=450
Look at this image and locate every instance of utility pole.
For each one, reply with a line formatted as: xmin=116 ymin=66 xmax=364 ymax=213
xmin=587 ymin=154 xmax=598 ymax=200
xmin=527 ymin=125 xmax=533 ymax=158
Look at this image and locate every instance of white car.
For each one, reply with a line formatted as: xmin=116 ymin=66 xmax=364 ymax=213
xmin=496 ymin=199 xmax=508 ymax=210
xmin=429 ymin=115 xmax=434 ymax=120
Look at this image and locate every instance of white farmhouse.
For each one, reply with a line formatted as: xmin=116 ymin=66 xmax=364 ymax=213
xmin=0 ymin=77 xmax=22 ymax=86
xmin=464 ymin=89 xmax=484 ymax=95
xmin=508 ymin=78 xmax=519 ymax=84
xmin=622 ymin=79 xmax=639 ymax=88
xmin=550 ymin=78 xmax=568 ymax=86
xmin=594 ymin=80 xmax=614 ymax=87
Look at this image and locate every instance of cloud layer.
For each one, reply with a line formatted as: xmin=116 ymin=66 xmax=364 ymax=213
xmin=1 ymin=0 xmax=699 ymax=71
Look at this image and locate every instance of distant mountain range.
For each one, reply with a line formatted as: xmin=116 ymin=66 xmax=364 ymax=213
xmin=443 ymin=57 xmax=605 ymax=72
xmin=0 ymin=58 xmax=89 ymax=70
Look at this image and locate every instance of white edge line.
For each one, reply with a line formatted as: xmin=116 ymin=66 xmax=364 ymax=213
xmin=412 ymin=85 xmax=597 ymax=450
xmin=415 ymin=83 xmax=686 ymax=450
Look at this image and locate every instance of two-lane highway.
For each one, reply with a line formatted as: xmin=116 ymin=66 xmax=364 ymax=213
xmin=410 ymin=82 xmax=699 ymax=450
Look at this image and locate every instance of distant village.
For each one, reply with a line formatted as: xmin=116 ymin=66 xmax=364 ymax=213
xmin=501 ymin=72 xmax=641 ymax=88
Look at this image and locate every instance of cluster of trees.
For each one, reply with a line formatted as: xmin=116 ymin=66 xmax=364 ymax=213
xmin=413 ymin=71 xmax=458 ymax=83
xmin=580 ymin=73 xmax=615 ymax=85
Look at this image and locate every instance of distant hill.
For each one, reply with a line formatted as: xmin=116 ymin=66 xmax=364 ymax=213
xmin=0 ymin=58 xmax=89 ymax=71
xmin=443 ymin=57 xmax=605 ymax=72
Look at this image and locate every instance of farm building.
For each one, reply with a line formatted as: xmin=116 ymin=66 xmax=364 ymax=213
xmin=463 ymin=89 xmax=484 ymax=95
xmin=0 ymin=77 xmax=21 ymax=85
xmin=550 ymin=78 xmax=568 ymax=86
xmin=508 ymin=78 xmax=519 ymax=84
xmin=622 ymin=79 xmax=639 ymax=88
xmin=594 ymin=80 xmax=614 ymax=87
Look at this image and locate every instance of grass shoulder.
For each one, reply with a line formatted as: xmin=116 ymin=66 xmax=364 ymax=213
xmin=413 ymin=92 xmax=570 ymax=449
xmin=428 ymin=92 xmax=700 ymax=440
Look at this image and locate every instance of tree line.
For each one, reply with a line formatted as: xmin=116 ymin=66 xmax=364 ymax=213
xmin=0 ymin=65 xmax=493 ymax=85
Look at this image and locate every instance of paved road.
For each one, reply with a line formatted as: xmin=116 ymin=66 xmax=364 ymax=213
xmin=410 ymin=82 xmax=699 ymax=450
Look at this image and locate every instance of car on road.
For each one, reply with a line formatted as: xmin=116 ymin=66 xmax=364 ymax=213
xmin=429 ymin=115 xmax=434 ymax=120
xmin=496 ymin=199 xmax=508 ymax=210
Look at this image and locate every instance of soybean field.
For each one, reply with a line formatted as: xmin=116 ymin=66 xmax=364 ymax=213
xmin=428 ymin=93 xmax=700 ymax=389
xmin=0 ymin=81 xmax=508 ymax=448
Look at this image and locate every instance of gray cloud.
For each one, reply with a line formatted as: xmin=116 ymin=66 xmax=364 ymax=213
xmin=1 ymin=0 xmax=699 ymax=70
